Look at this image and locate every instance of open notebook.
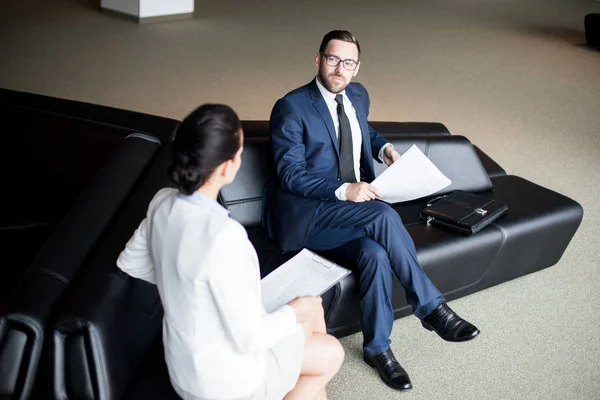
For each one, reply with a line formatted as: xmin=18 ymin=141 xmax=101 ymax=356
xmin=261 ymin=249 xmax=351 ymax=313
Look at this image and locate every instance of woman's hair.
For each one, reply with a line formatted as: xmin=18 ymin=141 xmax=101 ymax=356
xmin=168 ymin=104 xmax=242 ymax=195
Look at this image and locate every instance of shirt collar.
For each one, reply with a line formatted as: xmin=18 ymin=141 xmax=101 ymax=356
xmin=315 ymin=76 xmax=346 ymax=102
xmin=177 ymin=190 xmax=230 ymax=216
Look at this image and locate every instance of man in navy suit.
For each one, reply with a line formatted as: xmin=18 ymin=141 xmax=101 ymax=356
xmin=267 ymin=30 xmax=480 ymax=391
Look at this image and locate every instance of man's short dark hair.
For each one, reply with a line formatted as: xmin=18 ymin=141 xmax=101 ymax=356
xmin=319 ymin=30 xmax=361 ymax=58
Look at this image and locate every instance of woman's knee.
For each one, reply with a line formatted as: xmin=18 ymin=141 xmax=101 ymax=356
xmin=306 ymin=334 xmax=345 ymax=375
xmin=333 ymin=337 xmax=345 ymax=367
xmin=324 ymin=335 xmax=345 ymax=373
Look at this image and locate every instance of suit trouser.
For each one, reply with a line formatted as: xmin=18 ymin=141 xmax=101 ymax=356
xmin=304 ymin=200 xmax=444 ymax=356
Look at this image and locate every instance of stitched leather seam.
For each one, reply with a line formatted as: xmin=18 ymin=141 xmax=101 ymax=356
xmin=7 ymin=314 xmax=41 ymax=338
xmin=125 ymin=132 xmax=161 ymax=145
xmin=6 ymin=104 xmax=162 ymax=141
xmin=39 ymin=268 xmax=69 ymax=285
xmin=0 ymin=222 xmax=53 ymax=231
xmin=440 ymin=223 xmax=507 ymax=297
xmin=223 ymin=196 xmax=262 ymax=206
xmin=327 ymin=318 xmax=365 ymax=335
xmin=324 ymin=282 xmax=342 ymax=324
xmin=405 ymin=221 xmax=426 ymax=227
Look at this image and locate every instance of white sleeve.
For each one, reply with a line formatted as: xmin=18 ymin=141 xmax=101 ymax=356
xmin=206 ymin=226 xmax=297 ymax=354
xmin=378 ymin=143 xmax=393 ymax=162
xmin=335 ymin=183 xmax=350 ymax=201
xmin=116 ymin=217 xmax=156 ymax=284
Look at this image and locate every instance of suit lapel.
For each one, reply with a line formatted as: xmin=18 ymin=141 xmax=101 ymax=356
xmin=309 ymin=79 xmax=340 ymax=156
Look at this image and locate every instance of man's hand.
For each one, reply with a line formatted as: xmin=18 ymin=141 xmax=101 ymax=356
xmin=382 ymin=145 xmax=401 ymax=166
xmin=288 ymin=296 xmax=322 ymax=323
xmin=345 ymin=182 xmax=382 ymax=202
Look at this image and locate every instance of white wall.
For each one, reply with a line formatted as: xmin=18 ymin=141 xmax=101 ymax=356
xmin=101 ymin=0 xmax=193 ymax=18
xmin=101 ymin=0 xmax=139 ymax=17
xmin=139 ymin=0 xmax=194 ymax=18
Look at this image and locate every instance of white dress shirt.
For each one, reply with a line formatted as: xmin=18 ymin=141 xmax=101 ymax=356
xmin=314 ymin=77 xmax=391 ymax=201
xmin=117 ymin=188 xmax=297 ymax=400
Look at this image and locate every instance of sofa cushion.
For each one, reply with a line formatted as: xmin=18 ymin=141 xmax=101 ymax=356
xmin=218 ymin=138 xmax=275 ymax=228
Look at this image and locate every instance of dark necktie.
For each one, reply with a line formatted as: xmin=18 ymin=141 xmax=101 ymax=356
xmin=335 ymin=94 xmax=356 ymax=183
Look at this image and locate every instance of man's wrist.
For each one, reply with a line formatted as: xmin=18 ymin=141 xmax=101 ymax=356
xmin=379 ymin=143 xmax=393 ymax=162
xmin=335 ymin=183 xmax=351 ymax=201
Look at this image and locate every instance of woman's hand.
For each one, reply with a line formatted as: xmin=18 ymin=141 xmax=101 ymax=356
xmin=288 ymin=296 xmax=322 ymax=323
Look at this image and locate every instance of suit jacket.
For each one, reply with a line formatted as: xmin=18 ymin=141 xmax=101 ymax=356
xmin=266 ymin=78 xmax=388 ymax=251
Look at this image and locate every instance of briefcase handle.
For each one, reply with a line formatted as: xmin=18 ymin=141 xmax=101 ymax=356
xmin=426 ymin=194 xmax=448 ymax=207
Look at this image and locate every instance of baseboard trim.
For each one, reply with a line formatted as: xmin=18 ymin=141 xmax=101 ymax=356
xmin=101 ymin=8 xmax=194 ymax=24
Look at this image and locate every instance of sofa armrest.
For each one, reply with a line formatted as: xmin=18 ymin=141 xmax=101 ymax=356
xmin=50 ymin=146 xmax=174 ymax=400
xmin=0 ymin=135 xmax=160 ymax=400
xmin=52 ymin=273 xmax=162 ymax=400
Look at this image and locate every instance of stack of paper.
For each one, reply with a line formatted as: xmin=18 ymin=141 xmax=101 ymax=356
xmin=261 ymin=249 xmax=351 ymax=313
xmin=371 ymin=144 xmax=451 ymax=204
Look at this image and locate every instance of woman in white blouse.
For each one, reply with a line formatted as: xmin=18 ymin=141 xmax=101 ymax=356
xmin=117 ymin=104 xmax=344 ymax=400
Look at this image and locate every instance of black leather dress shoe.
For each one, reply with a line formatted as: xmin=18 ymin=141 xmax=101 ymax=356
xmin=363 ymin=349 xmax=412 ymax=391
xmin=421 ymin=302 xmax=480 ymax=342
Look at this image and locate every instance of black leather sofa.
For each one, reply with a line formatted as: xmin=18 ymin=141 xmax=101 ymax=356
xmin=0 ymin=89 xmax=177 ymax=399
xmin=585 ymin=13 xmax=600 ymax=48
xmin=0 ymin=88 xmax=583 ymax=399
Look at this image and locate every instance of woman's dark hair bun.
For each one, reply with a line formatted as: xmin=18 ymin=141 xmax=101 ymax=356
xmin=168 ymin=104 xmax=241 ymax=195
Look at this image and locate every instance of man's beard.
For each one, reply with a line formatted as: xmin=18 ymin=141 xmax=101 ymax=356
xmin=318 ymin=69 xmax=348 ymax=94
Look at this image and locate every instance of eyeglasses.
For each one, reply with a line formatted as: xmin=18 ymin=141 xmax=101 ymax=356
xmin=320 ymin=52 xmax=360 ymax=71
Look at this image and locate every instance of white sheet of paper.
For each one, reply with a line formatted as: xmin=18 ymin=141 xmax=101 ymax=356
xmin=371 ymin=145 xmax=451 ymax=204
xmin=261 ymin=249 xmax=351 ymax=313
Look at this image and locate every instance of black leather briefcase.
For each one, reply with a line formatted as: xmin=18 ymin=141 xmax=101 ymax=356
xmin=420 ymin=190 xmax=508 ymax=235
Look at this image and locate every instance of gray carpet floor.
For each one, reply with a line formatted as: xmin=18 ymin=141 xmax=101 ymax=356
xmin=1 ymin=0 xmax=599 ymax=399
